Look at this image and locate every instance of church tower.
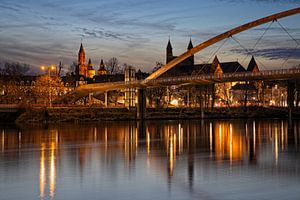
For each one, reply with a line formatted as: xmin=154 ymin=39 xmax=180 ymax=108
xmin=166 ymin=39 xmax=173 ymax=64
xmin=98 ymin=59 xmax=107 ymax=75
xmin=187 ymin=38 xmax=194 ymax=65
xmin=87 ymin=58 xmax=96 ymax=78
xmin=78 ymin=43 xmax=87 ymax=77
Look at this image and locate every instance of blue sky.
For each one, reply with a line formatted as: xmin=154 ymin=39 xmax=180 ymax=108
xmin=0 ymin=0 xmax=299 ymax=73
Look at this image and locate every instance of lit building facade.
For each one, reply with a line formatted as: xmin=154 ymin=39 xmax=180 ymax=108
xmin=78 ymin=43 xmax=107 ymax=79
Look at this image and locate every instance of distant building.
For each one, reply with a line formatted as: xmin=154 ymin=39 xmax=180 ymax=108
xmin=166 ymin=38 xmax=194 ymax=67
xmin=162 ymin=39 xmax=263 ymax=107
xmin=163 ymin=39 xmax=256 ymax=77
xmin=87 ymin=58 xmax=96 ymax=78
xmin=124 ymin=65 xmax=136 ymax=108
xmin=77 ymin=43 xmax=107 ymax=79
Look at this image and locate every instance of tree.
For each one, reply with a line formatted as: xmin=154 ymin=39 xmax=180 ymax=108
xmin=146 ymin=87 xmax=167 ymax=108
xmin=33 ymin=75 xmax=64 ymax=106
xmin=215 ymin=83 xmax=231 ymax=107
xmin=68 ymin=61 xmax=77 ymax=74
xmin=58 ymin=61 xmax=63 ymax=76
xmin=106 ymin=57 xmax=119 ymax=74
xmin=152 ymin=62 xmax=163 ymax=73
xmin=0 ymin=61 xmax=32 ymax=104
xmin=1 ymin=62 xmax=30 ymax=76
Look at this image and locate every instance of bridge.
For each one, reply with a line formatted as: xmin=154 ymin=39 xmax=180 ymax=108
xmin=74 ymin=67 xmax=300 ymax=95
xmin=61 ymin=7 xmax=300 ymax=119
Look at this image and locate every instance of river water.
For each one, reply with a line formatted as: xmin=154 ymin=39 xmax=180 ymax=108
xmin=0 ymin=119 xmax=299 ymax=200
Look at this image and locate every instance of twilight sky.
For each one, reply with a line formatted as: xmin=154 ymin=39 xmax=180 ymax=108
xmin=0 ymin=0 xmax=299 ymax=73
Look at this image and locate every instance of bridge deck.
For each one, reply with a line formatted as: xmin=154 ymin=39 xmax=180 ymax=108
xmin=65 ymin=67 xmax=300 ymax=101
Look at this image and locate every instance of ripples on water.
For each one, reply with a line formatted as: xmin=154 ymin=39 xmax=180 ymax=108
xmin=0 ymin=119 xmax=300 ymax=200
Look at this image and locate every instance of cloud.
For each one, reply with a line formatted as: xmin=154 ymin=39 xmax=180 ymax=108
xmin=75 ymin=27 xmax=149 ymax=44
xmin=231 ymin=47 xmax=300 ymax=60
xmin=76 ymin=27 xmax=123 ymax=40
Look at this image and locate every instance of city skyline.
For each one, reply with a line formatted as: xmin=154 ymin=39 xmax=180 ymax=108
xmin=0 ymin=0 xmax=299 ymax=73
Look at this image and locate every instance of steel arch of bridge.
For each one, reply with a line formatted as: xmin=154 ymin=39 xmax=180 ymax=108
xmin=144 ymin=7 xmax=300 ymax=82
xmin=64 ymin=8 xmax=300 ymax=101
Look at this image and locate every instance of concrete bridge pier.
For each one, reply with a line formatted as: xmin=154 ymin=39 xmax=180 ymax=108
xmin=287 ymin=80 xmax=296 ymax=126
xmin=88 ymin=93 xmax=93 ymax=105
xmin=104 ymin=92 xmax=108 ymax=107
xmin=137 ymin=88 xmax=146 ymax=120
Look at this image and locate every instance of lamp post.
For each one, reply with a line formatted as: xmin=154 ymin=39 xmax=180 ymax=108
xmin=40 ymin=65 xmax=56 ymax=107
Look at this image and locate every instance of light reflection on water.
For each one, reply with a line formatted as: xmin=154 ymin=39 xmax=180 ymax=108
xmin=0 ymin=119 xmax=300 ymax=200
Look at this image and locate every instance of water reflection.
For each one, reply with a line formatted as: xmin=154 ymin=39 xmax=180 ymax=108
xmin=40 ymin=143 xmax=45 ymax=199
xmin=38 ymin=142 xmax=57 ymax=199
xmin=0 ymin=120 xmax=300 ymax=200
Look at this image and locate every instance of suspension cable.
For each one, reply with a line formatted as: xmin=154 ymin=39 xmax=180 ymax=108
xmin=195 ymin=37 xmax=229 ymax=76
xmin=231 ymin=36 xmax=268 ymax=71
xmin=276 ymin=19 xmax=299 ymax=46
xmin=206 ymin=37 xmax=229 ymax=63
xmin=240 ymin=21 xmax=275 ymax=65
xmin=275 ymin=19 xmax=300 ymax=68
xmin=230 ymin=36 xmax=252 ymax=72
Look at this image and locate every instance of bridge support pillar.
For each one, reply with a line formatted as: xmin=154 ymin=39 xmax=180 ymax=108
xmin=137 ymin=88 xmax=146 ymax=120
xmin=104 ymin=92 xmax=108 ymax=108
xmin=287 ymin=81 xmax=296 ymax=126
xmin=88 ymin=93 xmax=93 ymax=105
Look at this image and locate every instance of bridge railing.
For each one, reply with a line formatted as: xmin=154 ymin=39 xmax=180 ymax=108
xmin=144 ymin=67 xmax=300 ymax=85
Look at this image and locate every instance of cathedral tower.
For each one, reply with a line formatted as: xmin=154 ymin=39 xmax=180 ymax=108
xmin=186 ymin=38 xmax=194 ymax=65
xmin=78 ymin=43 xmax=87 ymax=77
xmin=166 ymin=39 xmax=174 ymax=64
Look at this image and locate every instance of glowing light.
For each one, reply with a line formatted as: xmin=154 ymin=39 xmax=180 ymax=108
xmin=40 ymin=66 xmax=45 ymax=71
xmin=170 ymin=99 xmax=179 ymax=107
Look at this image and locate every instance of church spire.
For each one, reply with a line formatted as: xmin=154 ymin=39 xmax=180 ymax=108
xmin=166 ymin=38 xmax=173 ymax=64
xmin=87 ymin=58 xmax=93 ymax=70
xmin=188 ymin=38 xmax=193 ymax=50
xmin=79 ymin=43 xmax=85 ymax=53
xmin=98 ymin=59 xmax=107 ymax=75
xmin=211 ymin=55 xmax=220 ymax=73
xmin=247 ymin=56 xmax=259 ymax=72
xmin=167 ymin=39 xmax=173 ymax=50
xmin=78 ymin=43 xmax=86 ymax=66
xmin=99 ymin=59 xmax=105 ymax=69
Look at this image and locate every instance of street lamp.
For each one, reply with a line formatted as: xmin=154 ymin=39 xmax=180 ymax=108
xmin=40 ymin=65 xmax=56 ymax=107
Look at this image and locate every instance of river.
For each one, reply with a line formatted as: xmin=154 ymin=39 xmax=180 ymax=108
xmin=0 ymin=119 xmax=299 ymax=200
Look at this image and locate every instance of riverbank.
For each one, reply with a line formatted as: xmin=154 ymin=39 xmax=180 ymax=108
xmin=12 ymin=106 xmax=297 ymax=124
